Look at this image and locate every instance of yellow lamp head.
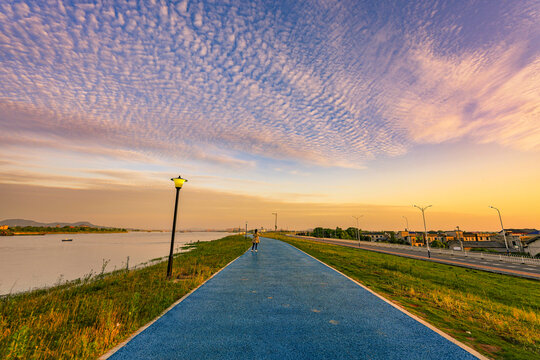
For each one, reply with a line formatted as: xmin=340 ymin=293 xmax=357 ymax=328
xmin=171 ymin=175 xmax=188 ymax=189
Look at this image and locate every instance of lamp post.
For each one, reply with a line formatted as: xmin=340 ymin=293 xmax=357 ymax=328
xmin=456 ymin=226 xmax=464 ymax=252
xmin=489 ymin=206 xmax=510 ymax=254
xmin=245 ymin=222 xmax=248 ymax=239
xmin=272 ymin=212 xmax=278 ymax=232
xmin=167 ymin=175 xmax=187 ymax=279
xmin=403 ymin=216 xmax=412 ymax=247
xmin=414 ymin=205 xmax=432 ymax=258
xmin=402 ymin=216 xmax=409 ymax=231
xmin=352 ymin=215 xmax=363 ymax=244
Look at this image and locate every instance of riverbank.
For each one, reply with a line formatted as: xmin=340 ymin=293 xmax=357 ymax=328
xmin=0 ymin=234 xmax=251 ymax=359
xmin=1 ymin=226 xmax=128 ymax=236
xmin=7 ymin=231 xmax=129 ymax=236
xmin=264 ymin=233 xmax=539 ymax=360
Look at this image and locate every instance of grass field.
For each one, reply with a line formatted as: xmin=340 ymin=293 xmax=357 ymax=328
xmin=264 ymin=233 xmax=540 ymax=360
xmin=0 ymin=235 xmax=251 ymax=359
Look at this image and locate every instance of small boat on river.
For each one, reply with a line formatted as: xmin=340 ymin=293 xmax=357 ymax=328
xmin=61 ymin=238 xmax=73 ymax=242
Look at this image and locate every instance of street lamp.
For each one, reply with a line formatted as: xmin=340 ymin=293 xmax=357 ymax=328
xmin=272 ymin=212 xmax=278 ymax=232
xmin=245 ymin=221 xmax=248 ymax=240
xmin=456 ymin=226 xmax=464 ymax=252
xmin=352 ymin=215 xmax=363 ymax=244
xmin=414 ymin=205 xmax=432 ymax=258
xmin=402 ymin=216 xmax=409 ymax=231
xmin=167 ymin=175 xmax=188 ymax=279
xmin=489 ymin=206 xmax=510 ymax=254
xmin=403 ymin=216 xmax=412 ymax=247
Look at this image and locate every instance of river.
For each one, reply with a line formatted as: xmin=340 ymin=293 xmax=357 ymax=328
xmin=0 ymin=231 xmax=233 ymax=295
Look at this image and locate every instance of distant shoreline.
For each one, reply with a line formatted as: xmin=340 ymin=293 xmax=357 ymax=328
xmin=2 ymin=230 xmax=236 ymax=236
xmin=0 ymin=226 xmax=129 ymax=237
xmin=8 ymin=230 xmax=129 ymax=236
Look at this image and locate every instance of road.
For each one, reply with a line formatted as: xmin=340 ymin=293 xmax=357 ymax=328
xmin=105 ymin=237 xmax=482 ymax=360
xmin=297 ymin=236 xmax=540 ymax=280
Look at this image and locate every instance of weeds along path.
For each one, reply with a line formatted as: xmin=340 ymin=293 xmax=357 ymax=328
xmin=0 ymin=235 xmax=251 ymax=360
xmin=107 ymin=237 xmax=479 ymax=360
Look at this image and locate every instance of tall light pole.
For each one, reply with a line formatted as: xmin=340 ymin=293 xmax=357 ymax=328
xmin=403 ymin=216 xmax=412 ymax=246
xmin=402 ymin=216 xmax=409 ymax=231
xmin=167 ymin=175 xmax=188 ymax=279
xmin=414 ymin=205 xmax=432 ymax=258
xmin=245 ymin=221 xmax=248 ymax=239
xmin=489 ymin=206 xmax=510 ymax=254
xmin=456 ymin=226 xmax=464 ymax=252
xmin=352 ymin=215 xmax=363 ymax=244
xmin=272 ymin=212 xmax=278 ymax=232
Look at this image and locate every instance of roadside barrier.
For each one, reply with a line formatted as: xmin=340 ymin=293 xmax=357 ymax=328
xmin=287 ymin=235 xmax=540 ymax=266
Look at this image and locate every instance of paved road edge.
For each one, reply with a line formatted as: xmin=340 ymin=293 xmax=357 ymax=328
xmin=279 ymin=239 xmax=489 ymax=360
xmin=99 ymin=250 xmax=249 ymax=359
xmin=299 ymin=236 xmax=540 ymax=280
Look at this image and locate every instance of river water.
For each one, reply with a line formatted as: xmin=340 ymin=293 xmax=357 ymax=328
xmin=0 ymin=231 xmax=233 ymax=295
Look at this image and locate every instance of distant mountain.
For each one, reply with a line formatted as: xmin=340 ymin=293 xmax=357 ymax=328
xmin=0 ymin=219 xmax=104 ymax=228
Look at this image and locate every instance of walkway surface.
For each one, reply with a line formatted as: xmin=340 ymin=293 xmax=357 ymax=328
xmin=108 ymin=238 xmax=479 ymax=359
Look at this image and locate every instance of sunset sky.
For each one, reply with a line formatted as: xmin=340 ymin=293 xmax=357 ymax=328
xmin=1 ymin=0 xmax=539 ymax=231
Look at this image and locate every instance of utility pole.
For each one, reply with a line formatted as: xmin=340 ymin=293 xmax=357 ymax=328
xmin=245 ymin=221 xmax=248 ymax=240
xmin=403 ymin=215 xmax=411 ymax=247
xmin=489 ymin=206 xmax=510 ymax=254
xmin=456 ymin=226 xmax=464 ymax=252
xmin=272 ymin=212 xmax=278 ymax=232
xmin=414 ymin=205 xmax=432 ymax=258
xmin=402 ymin=216 xmax=409 ymax=231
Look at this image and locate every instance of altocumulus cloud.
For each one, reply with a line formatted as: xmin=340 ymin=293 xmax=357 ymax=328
xmin=0 ymin=0 xmax=539 ymax=172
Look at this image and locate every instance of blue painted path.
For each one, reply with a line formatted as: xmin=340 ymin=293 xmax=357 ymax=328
xmin=108 ymin=238 xmax=478 ymax=359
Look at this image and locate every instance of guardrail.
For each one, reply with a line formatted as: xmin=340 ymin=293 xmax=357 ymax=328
xmin=288 ymin=235 xmax=540 ymax=266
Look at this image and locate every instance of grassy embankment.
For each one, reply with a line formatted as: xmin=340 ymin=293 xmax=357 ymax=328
xmin=0 ymin=234 xmax=250 ymax=359
xmin=265 ymin=233 xmax=539 ymax=360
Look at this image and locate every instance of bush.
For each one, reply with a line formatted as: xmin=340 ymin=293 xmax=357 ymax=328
xmin=430 ymin=240 xmax=447 ymax=248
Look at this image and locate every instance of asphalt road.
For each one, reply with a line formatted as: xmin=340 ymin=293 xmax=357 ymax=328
xmin=300 ymin=237 xmax=540 ymax=280
xmin=106 ymin=238 xmax=481 ymax=360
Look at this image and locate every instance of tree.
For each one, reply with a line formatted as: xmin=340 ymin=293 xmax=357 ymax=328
xmin=430 ymin=240 xmax=447 ymax=248
xmin=312 ymin=227 xmax=324 ymax=238
xmin=346 ymin=227 xmax=358 ymax=239
xmin=335 ymin=227 xmax=350 ymax=239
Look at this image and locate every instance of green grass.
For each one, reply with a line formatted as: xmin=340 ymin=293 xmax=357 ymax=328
xmin=264 ymin=233 xmax=540 ymax=360
xmin=0 ymin=235 xmax=250 ymax=359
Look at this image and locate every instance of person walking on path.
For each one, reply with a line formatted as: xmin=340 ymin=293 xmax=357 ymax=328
xmin=251 ymin=229 xmax=260 ymax=252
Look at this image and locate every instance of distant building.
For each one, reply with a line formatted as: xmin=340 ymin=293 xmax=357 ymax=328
xmin=475 ymin=233 xmax=493 ymax=241
xmin=491 ymin=231 xmax=523 ymax=251
xmin=426 ymin=233 xmax=445 ymax=243
xmin=497 ymin=229 xmax=540 ymax=251
xmin=462 ymin=232 xmax=477 ymax=242
xmin=411 ymin=233 xmax=425 ymax=247
xmin=445 ymin=230 xmax=463 ymax=238
xmin=524 ymin=236 xmax=540 ymax=257
xmin=447 ymin=240 xmax=508 ymax=252
xmin=364 ymin=232 xmax=388 ymax=242
xmin=396 ymin=231 xmax=413 ymax=244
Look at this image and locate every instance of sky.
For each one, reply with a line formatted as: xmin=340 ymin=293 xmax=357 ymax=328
xmin=1 ymin=0 xmax=539 ymax=231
